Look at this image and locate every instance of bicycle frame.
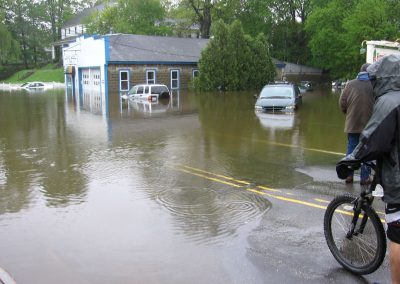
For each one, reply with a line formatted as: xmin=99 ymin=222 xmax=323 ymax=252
xmin=346 ymin=162 xmax=378 ymax=239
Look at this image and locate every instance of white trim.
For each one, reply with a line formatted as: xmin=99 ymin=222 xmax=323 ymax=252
xmin=119 ymin=70 xmax=130 ymax=91
xmin=170 ymin=69 xmax=180 ymax=89
xmin=146 ymin=69 xmax=156 ymax=84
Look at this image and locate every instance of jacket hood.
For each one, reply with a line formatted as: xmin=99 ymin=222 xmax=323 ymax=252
xmin=367 ymin=54 xmax=400 ymax=98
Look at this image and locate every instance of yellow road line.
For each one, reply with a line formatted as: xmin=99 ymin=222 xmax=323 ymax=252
xmin=177 ymin=167 xmax=242 ymax=188
xmin=247 ymin=188 xmax=266 ymax=195
xmin=257 ymin=185 xmax=281 ymax=193
xmin=265 ymin=193 xmax=327 ymax=210
xmin=176 ymin=165 xmax=386 ymax=223
xmin=181 ymin=165 xmax=250 ymax=185
xmin=176 ymin=165 xmax=327 ymax=210
xmin=257 ymin=140 xmax=345 ymax=156
xmin=315 ymin=198 xmax=330 ymax=203
xmin=179 ymin=165 xmax=282 ymax=193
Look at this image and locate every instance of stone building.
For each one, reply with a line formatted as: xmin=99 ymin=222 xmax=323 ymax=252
xmin=63 ymin=34 xmax=209 ymax=113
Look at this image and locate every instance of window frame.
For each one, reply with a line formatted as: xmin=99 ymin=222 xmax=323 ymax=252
xmin=170 ymin=69 xmax=180 ymax=90
xmin=146 ymin=69 xmax=156 ymax=84
xmin=119 ymin=70 xmax=130 ymax=92
xmin=192 ymin=69 xmax=199 ymax=78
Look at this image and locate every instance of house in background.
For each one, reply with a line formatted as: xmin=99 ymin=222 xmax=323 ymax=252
xmin=63 ymin=33 xmax=208 ymax=114
xmin=52 ymin=2 xmax=114 ymax=60
xmin=61 ymin=2 xmax=115 ymax=42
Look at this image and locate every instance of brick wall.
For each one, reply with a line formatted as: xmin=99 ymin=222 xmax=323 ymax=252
xmin=107 ymin=63 xmax=198 ymax=92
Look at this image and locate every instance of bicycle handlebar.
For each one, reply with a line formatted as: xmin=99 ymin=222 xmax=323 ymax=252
xmin=336 ymin=155 xmax=376 ymax=179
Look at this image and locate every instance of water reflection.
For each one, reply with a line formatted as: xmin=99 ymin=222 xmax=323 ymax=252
xmin=0 ymin=89 xmax=89 ymax=212
xmin=128 ymin=97 xmax=171 ymax=116
xmin=255 ymin=111 xmax=295 ymax=130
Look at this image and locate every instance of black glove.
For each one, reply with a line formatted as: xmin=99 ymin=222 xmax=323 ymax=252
xmin=336 ymin=154 xmax=361 ymax=179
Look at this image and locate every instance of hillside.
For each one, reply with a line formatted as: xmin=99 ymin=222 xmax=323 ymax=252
xmin=2 ymin=65 xmax=64 ymax=83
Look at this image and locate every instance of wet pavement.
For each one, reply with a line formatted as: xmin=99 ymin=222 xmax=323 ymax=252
xmin=0 ymin=86 xmax=391 ymax=283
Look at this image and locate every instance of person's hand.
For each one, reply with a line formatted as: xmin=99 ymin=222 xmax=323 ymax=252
xmin=336 ymin=154 xmax=361 ymax=179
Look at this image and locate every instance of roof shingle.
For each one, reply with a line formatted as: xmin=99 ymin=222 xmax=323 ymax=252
xmin=108 ymin=34 xmax=209 ymax=63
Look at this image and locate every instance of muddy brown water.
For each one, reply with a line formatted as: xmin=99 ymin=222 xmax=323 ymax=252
xmin=0 ymin=86 xmax=347 ymax=283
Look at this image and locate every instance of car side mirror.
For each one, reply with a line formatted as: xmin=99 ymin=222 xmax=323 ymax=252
xmin=253 ymin=94 xmax=259 ymax=99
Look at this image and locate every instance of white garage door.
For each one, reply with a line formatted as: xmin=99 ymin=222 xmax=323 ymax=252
xmin=81 ymin=68 xmax=102 ymax=113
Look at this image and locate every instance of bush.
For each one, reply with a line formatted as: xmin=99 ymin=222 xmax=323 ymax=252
xmin=196 ymin=20 xmax=276 ymax=91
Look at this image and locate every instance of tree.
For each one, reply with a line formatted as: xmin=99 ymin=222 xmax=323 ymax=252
xmin=195 ymin=20 xmax=276 ymax=91
xmin=86 ymin=0 xmax=171 ymax=36
xmin=184 ymin=0 xmax=212 ymax=38
xmin=305 ymin=0 xmax=354 ymax=77
xmin=305 ymin=0 xmax=400 ymax=78
xmin=0 ymin=3 xmax=19 ymax=64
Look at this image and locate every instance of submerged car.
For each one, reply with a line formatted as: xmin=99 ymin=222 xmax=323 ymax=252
xmin=255 ymin=83 xmax=302 ymax=112
xmin=128 ymin=84 xmax=170 ymax=102
xmin=299 ymin=81 xmax=313 ymax=92
xmin=20 ymin=82 xmax=48 ymax=90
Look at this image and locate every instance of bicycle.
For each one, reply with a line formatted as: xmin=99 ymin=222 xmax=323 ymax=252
xmin=324 ymin=162 xmax=387 ymax=275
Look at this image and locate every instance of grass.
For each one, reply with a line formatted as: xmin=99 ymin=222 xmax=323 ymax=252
xmin=2 ymin=64 xmax=64 ymax=83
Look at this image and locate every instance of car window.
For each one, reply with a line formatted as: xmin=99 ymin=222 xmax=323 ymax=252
xmin=151 ymin=86 xmax=169 ymax=95
xmin=294 ymin=86 xmax=300 ymax=96
xmin=144 ymin=86 xmax=149 ymax=94
xmin=260 ymin=86 xmax=294 ymax=98
xmin=137 ymin=86 xmax=144 ymax=94
xmin=129 ymin=86 xmax=138 ymax=94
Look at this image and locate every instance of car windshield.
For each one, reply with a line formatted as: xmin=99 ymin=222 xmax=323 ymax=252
xmin=259 ymin=86 xmax=294 ymax=98
xmin=129 ymin=86 xmax=138 ymax=94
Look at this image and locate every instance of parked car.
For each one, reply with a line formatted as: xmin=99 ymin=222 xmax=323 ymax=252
xmin=20 ymin=82 xmax=48 ymax=90
xmin=255 ymin=83 xmax=302 ymax=112
xmin=299 ymin=81 xmax=313 ymax=93
xmin=128 ymin=84 xmax=170 ymax=102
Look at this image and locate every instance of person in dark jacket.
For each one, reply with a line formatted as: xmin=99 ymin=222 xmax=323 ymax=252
xmin=339 ymin=63 xmax=374 ymax=184
xmin=338 ymin=54 xmax=400 ymax=283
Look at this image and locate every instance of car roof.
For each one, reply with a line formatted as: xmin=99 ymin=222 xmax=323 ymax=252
xmin=134 ymin=84 xmax=168 ymax=87
xmin=263 ymin=83 xmax=295 ymax=88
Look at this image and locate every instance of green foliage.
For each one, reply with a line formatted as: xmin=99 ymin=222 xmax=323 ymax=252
xmin=87 ymin=0 xmax=173 ymax=35
xmin=3 ymin=66 xmax=64 ymax=83
xmin=306 ymin=0 xmax=400 ymax=78
xmin=195 ymin=20 xmax=276 ymax=91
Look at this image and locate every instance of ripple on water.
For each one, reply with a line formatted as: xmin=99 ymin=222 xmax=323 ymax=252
xmin=155 ymin=187 xmax=271 ymax=244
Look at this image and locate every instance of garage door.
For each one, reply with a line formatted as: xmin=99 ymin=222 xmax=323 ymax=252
xmin=81 ymin=68 xmax=102 ymax=113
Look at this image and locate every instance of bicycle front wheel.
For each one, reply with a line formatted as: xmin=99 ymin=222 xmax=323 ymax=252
xmin=324 ymin=195 xmax=386 ymax=275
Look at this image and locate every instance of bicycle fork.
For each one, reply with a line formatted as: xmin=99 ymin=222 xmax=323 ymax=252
xmin=346 ymin=197 xmax=369 ymax=239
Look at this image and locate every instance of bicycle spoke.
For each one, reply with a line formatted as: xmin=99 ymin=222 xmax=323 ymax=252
xmin=324 ymin=195 xmax=386 ymax=274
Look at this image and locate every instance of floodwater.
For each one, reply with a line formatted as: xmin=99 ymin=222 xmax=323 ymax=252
xmin=0 ymin=85 xmax=347 ymax=283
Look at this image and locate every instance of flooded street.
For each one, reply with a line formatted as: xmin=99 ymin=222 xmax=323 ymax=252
xmin=0 ymin=86 xmax=389 ymax=283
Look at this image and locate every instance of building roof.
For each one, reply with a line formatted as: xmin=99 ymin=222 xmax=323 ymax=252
xmin=108 ymin=34 xmax=209 ymax=64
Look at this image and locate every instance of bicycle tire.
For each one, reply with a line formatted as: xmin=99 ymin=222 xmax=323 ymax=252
xmin=324 ymin=194 xmax=386 ymax=275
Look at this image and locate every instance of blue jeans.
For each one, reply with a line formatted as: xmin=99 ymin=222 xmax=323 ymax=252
xmin=347 ymin=133 xmax=370 ymax=181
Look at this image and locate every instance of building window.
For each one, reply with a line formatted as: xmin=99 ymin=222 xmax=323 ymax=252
xmin=170 ymin=69 xmax=180 ymax=89
xmin=146 ymin=69 xmax=156 ymax=84
xmin=193 ymin=69 xmax=199 ymax=78
xmin=119 ymin=70 xmax=130 ymax=91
